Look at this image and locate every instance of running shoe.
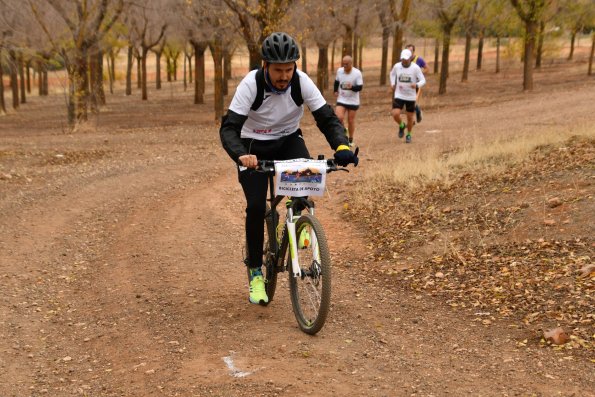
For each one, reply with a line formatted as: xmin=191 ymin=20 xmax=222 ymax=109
xmin=415 ymin=105 xmax=423 ymax=123
xmin=248 ymin=267 xmax=268 ymax=304
xmin=405 ymin=134 xmax=412 ymax=143
xmin=398 ymin=122 xmax=405 ymax=138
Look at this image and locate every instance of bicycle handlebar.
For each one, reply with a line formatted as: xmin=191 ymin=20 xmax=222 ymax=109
xmin=256 ymin=157 xmax=346 ymax=174
xmin=255 ymin=147 xmax=359 ymax=174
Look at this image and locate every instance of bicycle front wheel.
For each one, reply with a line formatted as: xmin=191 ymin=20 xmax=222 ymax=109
xmin=288 ymin=214 xmax=331 ymax=335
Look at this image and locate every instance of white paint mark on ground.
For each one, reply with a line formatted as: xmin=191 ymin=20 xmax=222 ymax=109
xmin=425 ymin=129 xmax=442 ymax=134
xmin=223 ymin=356 xmax=252 ymax=378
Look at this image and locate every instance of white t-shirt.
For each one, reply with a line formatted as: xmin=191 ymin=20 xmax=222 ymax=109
xmin=389 ymin=62 xmax=426 ymax=101
xmin=229 ymin=69 xmax=327 ymax=141
xmin=335 ymin=67 xmax=363 ymax=106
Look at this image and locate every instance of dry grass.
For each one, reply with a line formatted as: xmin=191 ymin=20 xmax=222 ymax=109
xmin=353 ymin=121 xmax=595 ymax=208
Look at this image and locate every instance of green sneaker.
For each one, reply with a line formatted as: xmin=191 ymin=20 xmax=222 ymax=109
xmin=248 ymin=268 xmax=268 ymax=305
xmin=398 ymin=122 xmax=405 ymax=138
xmin=298 ymin=228 xmax=310 ymax=249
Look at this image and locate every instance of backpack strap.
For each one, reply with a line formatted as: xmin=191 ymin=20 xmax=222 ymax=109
xmin=289 ymin=67 xmax=303 ymax=107
xmin=251 ymin=68 xmax=266 ymax=111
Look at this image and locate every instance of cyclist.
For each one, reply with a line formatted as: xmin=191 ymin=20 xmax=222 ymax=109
xmin=389 ymin=48 xmax=426 ymax=143
xmin=333 ymin=55 xmax=364 ymax=147
xmin=220 ymin=32 xmax=358 ymax=305
xmin=405 ymin=44 xmax=428 ymax=123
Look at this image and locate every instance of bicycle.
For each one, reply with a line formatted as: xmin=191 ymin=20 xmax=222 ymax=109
xmin=250 ymin=153 xmax=356 ymax=335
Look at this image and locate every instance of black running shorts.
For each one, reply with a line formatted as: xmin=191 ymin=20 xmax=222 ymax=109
xmin=392 ymin=98 xmax=416 ymax=113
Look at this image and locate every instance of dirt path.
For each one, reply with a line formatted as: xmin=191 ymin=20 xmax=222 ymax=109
xmin=1 ymin=62 xmax=594 ymax=396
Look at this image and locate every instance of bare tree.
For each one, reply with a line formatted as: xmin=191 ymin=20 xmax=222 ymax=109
xmin=390 ymin=0 xmax=412 ymax=66
xmin=377 ymin=2 xmax=393 ymax=85
xmin=303 ymin=1 xmax=342 ymax=93
xmin=560 ymin=0 xmax=594 ymax=61
xmin=589 ymin=31 xmax=594 ymax=75
xmin=433 ymin=0 xmax=465 ymax=95
xmin=128 ymin=2 xmax=167 ymax=100
xmin=510 ymin=0 xmax=555 ymax=91
xmin=0 ymin=35 xmax=6 ymax=115
xmin=28 ymin=0 xmax=124 ymax=124
xmin=181 ymin=1 xmax=212 ymax=105
xmin=223 ymin=0 xmax=295 ymax=71
xmin=460 ymin=0 xmax=479 ymax=82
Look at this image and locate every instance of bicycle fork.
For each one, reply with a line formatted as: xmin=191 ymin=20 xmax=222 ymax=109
xmin=286 ymin=207 xmax=319 ymax=278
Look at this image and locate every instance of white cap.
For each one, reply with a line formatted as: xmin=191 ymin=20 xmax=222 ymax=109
xmin=400 ymin=49 xmax=412 ymax=60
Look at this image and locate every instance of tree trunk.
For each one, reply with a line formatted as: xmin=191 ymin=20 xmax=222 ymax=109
xmin=42 ymin=62 xmax=48 ymax=96
xmin=358 ymin=39 xmax=363 ymax=71
xmin=107 ymin=51 xmax=114 ymax=94
xmin=67 ymin=68 xmax=76 ymax=126
xmin=126 ymin=45 xmax=133 ymax=95
xmin=0 ymin=49 xmax=6 ymax=115
xmin=26 ymin=60 xmax=31 ymax=93
xmin=18 ymin=53 xmax=26 ymax=104
xmin=193 ymin=42 xmax=206 ymax=104
xmin=97 ymin=50 xmax=106 ymax=105
xmin=352 ymin=34 xmax=359 ymax=68
xmin=156 ymin=51 xmax=162 ymax=89
xmin=89 ymin=50 xmax=99 ymax=112
xmin=496 ymin=36 xmax=501 ymax=73
xmin=166 ymin=56 xmax=172 ymax=82
xmin=522 ymin=20 xmax=537 ymax=90
xmin=9 ymin=50 xmax=19 ymax=109
xmin=434 ymin=37 xmax=440 ymax=74
xmin=588 ymin=32 xmax=594 ymax=76
xmin=535 ymin=20 xmax=545 ymax=69
xmin=391 ymin=25 xmax=404 ymax=66
xmin=301 ymin=40 xmax=307 ymax=74
xmin=173 ymin=55 xmax=178 ymax=81
xmin=110 ymin=50 xmax=116 ymax=92
xmin=380 ymin=26 xmax=390 ymax=85
xmin=210 ymin=38 xmax=224 ymax=121
xmin=330 ymin=40 xmax=336 ymax=77
xmin=248 ymin=42 xmax=261 ymax=70
xmin=317 ymin=45 xmax=329 ymax=95
xmin=136 ymin=53 xmax=142 ymax=89
xmin=223 ymin=48 xmax=232 ymax=96
xmin=439 ymin=28 xmax=453 ymax=95
xmin=188 ymin=53 xmax=193 ymax=83
xmin=141 ymin=47 xmax=149 ymax=100
xmin=342 ymin=27 xmax=353 ymax=57
xmin=37 ymin=59 xmax=43 ymax=96
xmin=462 ymin=32 xmax=472 ymax=82
xmin=476 ymin=30 xmax=484 ymax=70
xmin=568 ymin=31 xmax=576 ymax=61
xmin=75 ymin=47 xmax=90 ymax=121
xmin=183 ymin=54 xmax=187 ymax=90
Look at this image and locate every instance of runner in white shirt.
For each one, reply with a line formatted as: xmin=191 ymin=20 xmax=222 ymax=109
xmin=220 ymin=32 xmax=358 ymax=305
xmin=389 ymin=49 xmax=426 ymax=143
xmin=334 ymin=56 xmax=363 ymax=147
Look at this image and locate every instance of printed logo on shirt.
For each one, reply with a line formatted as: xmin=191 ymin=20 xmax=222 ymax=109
xmin=253 ymin=128 xmax=272 ymax=134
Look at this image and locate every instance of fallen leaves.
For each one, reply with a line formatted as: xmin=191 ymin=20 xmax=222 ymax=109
xmin=347 ymin=137 xmax=595 ymax=352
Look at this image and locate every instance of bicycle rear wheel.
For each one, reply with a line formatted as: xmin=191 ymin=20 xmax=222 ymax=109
xmin=263 ymin=208 xmax=279 ymax=303
xmin=288 ymin=214 xmax=331 ymax=335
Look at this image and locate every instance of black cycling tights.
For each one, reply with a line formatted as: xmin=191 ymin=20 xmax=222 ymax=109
xmin=238 ymin=131 xmax=310 ymax=268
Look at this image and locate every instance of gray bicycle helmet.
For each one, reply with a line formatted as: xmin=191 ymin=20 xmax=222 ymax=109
xmin=261 ymin=32 xmax=300 ymax=63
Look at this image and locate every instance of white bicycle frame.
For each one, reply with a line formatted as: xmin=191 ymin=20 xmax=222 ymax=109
xmin=285 ymin=207 xmax=319 ymax=278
